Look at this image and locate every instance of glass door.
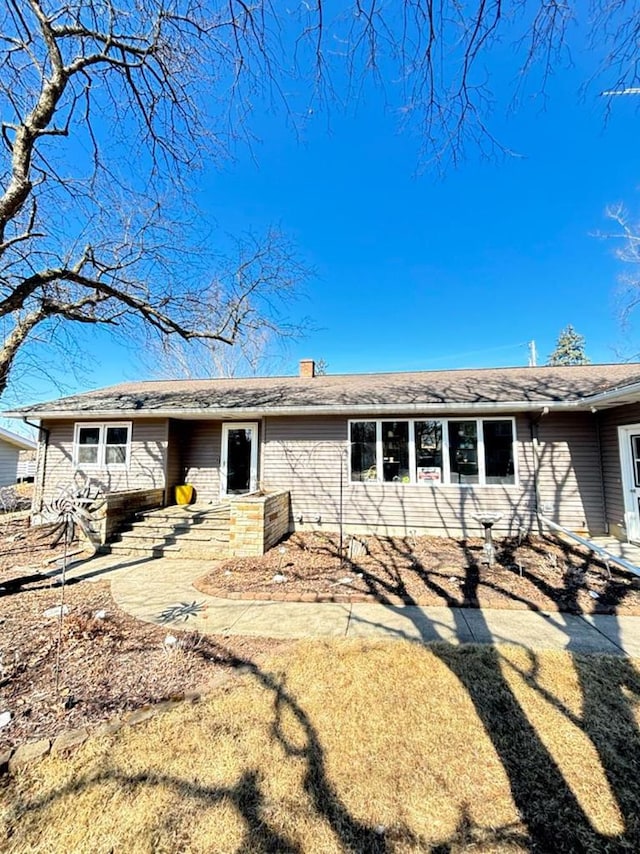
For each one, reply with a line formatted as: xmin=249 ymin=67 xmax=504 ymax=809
xmin=221 ymin=423 xmax=258 ymax=496
xmin=618 ymin=424 xmax=640 ymax=542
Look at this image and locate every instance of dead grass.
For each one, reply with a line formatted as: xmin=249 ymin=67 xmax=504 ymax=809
xmin=2 ymin=641 xmax=640 ymax=853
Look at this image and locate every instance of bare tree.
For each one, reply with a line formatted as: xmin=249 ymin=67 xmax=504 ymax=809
xmin=605 ymin=204 xmax=640 ymax=344
xmin=1 ymin=1 xmax=637 ymax=398
xmin=147 ymin=328 xmax=288 ymax=380
xmin=0 ymin=1 xmax=307 ymax=399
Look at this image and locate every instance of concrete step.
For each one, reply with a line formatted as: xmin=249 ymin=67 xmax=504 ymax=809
xmin=107 ymin=502 xmax=232 ymax=560
xmin=126 ymin=519 xmax=230 ymax=535
xmin=140 ymin=505 xmax=230 ymax=522
xmin=115 ymin=529 xmax=229 ymax=546
xmin=108 ymin=542 xmax=227 ymax=559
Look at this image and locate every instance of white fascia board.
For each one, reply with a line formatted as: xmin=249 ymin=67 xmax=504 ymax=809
xmin=4 ymin=400 xmax=586 ymax=420
xmin=579 ymin=381 xmax=640 ymax=408
xmin=0 ymin=425 xmax=38 ymax=449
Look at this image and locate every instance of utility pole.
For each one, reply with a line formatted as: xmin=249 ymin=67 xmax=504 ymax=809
xmin=528 ymin=340 xmax=537 ymax=367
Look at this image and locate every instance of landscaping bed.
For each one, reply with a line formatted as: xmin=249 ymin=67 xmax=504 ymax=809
xmin=0 ymin=519 xmax=284 ymax=752
xmin=196 ymin=531 xmax=640 ymax=614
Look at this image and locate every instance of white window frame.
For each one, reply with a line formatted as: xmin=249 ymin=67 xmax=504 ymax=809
xmin=348 ymin=417 xmax=518 ymax=487
xmin=73 ymin=422 xmax=132 ymax=470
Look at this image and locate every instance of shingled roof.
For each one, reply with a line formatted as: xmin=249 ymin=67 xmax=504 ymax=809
xmin=8 ymin=363 xmax=640 ymax=419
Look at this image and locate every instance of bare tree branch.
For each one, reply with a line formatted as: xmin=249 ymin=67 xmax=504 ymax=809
xmin=0 ymin=1 xmax=636 ymax=396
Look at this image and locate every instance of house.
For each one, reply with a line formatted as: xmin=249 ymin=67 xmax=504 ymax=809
xmin=0 ymin=425 xmax=37 ymax=488
xmin=7 ymin=359 xmax=640 ymax=556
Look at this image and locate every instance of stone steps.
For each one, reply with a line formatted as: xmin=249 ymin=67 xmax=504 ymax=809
xmin=140 ymin=508 xmax=230 ymax=524
xmin=108 ymin=542 xmax=225 ymax=559
xmin=114 ymin=529 xmax=229 ymax=546
xmin=126 ymin=520 xmax=230 ymax=535
xmin=108 ymin=503 xmax=231 ymax=560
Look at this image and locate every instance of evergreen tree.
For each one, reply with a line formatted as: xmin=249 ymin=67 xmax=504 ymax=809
xmin=547 ymin=325 xmax=591 ymax=366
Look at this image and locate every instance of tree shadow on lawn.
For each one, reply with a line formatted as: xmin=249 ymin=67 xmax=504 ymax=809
xmin=359 ymin=550 xmax=640 ymax=852
xmin=6 ymin=634 xmax=640 ymax=853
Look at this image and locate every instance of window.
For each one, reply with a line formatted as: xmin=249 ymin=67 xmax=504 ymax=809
xmin=74 ymin=422 xmax=131 ymax=468
xmin=77 ymin=426 xmax=101 ymax=465
xmin=350 ymin=421 xmax=377 ymax=481
xmin=415 ymin=420 xmax=443 ymax=484
xmin=449 ymin=421 xmax=479 ymax=484
xmin=483 ymin=419 xmax=515 ymax=485
xmin=382 ymin=421 xmax=410 ymax=482
xmin=105 ymin=426 xmax=129 ymax=465
xmin=349 ymin=418 xmax=516 ymax=486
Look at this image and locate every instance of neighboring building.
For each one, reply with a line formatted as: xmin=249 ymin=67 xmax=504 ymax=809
xmin=7 ymin=360 xmax=640 ymax=543
xmin=0 ymin=426 xmax=37 ymax=487
xmin=17 ymin=448 xmax=37 ymax=482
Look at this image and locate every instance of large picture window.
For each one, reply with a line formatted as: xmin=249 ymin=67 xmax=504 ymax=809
xmin=349 ymin=417 xmax=516 ymax=486
xmin=73 ymin=422 xmax=131 ymax=469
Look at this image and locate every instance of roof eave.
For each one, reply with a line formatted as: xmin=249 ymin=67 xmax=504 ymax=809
xmin=4 ymin=399 xmax=589 ymax=420
xmin=579 ymin=380 xmax=640 ymax=409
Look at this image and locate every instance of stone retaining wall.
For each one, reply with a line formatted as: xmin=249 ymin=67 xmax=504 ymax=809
xmin=93 ymin=487 xmax=164 ymax=545
xmin=228 ymin=490 xmax=290 ymax=557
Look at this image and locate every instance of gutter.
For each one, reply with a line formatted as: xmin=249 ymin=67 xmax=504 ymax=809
xmin=538 ymin=514 xmax=640 ymax=578
xmin=579 ymin=379 xmax=640 ymax=408
xmin=2 ymin=399 xmax=598 ymax=421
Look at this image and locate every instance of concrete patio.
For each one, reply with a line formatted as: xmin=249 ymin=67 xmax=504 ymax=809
xmin=48 ymin=551 xmax=640 ymax=656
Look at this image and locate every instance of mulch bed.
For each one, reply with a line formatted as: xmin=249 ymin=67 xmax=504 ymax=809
xmin=0 ymin=519 xmax=285 ymax=752
xmin=196 ymin=531 xmax=640 ymax=615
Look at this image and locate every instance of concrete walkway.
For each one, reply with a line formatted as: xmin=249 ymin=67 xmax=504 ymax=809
xmin=49 ymin=552 xmax=640 ymax=657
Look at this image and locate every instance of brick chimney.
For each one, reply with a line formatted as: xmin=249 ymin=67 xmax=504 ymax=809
xmin=299 ymin=359 xmax=315 ymax=379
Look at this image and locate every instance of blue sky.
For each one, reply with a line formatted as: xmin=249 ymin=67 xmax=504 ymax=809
xmin=202 ymin=74 xmax=639 ymax=375
xmin=11 ymin=20 xmax=640 ymax=408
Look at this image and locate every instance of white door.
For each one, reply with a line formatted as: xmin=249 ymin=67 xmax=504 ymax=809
xmin=618 ymin=424 xmax=640 ymax=542
xmin=221 ymin=423 xmax=258 ymax=496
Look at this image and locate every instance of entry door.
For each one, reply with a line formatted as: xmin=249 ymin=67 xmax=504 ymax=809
xmin=221 ymin=423 xmax=258 ymax=496
xmin=619 ymin=424 xmax=640 ymax=542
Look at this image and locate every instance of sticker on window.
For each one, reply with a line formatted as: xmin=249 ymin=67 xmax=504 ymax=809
xmin=417 ymin=466 xmax=441 ymax=483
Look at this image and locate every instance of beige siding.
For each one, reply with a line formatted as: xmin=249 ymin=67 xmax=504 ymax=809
xmin=38 ymin=419 xmax=169 ymax=507
xmin=535 ymin=413 xmax=605 ymax=534
xmin=262 ymin=413 xmax=607 ymax=536
xmin=599 ymin=402 xmax=640 ymax=536
xmin=262 ymin=415 xmax=536 ymax=536
xmin=182 ymin=421 xmax=222 ymax=503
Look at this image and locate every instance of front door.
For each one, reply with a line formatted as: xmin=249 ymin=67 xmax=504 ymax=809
xmin=619 ymin=424 xmax=640 ymax=542
xmin=221 ymin=422 xmax=258 ymax=496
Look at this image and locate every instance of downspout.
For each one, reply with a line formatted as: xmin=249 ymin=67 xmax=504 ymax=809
xmin=593 ymin=409 xmax=608 ymax=535
xmin=23 ymin=417 xmax=49 ymax=519
xmin=528 ymin=406 xmax=549 ymax=534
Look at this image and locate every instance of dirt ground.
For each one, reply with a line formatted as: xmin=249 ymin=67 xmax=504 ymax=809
xmin=0 ymin=519 xmax=283 ymax=752
xmin=4 ymin=517 xmax=640 ymax=752
xmin=197 ymin=531 xmax=640 ymax=615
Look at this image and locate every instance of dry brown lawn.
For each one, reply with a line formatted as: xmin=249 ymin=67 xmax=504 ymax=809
xmin=2 ymin=640 xmax=640 ymax=853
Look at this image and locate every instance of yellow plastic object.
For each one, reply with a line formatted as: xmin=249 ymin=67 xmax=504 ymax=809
xmin=175 ymin=484 xmax=194 ymax=505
